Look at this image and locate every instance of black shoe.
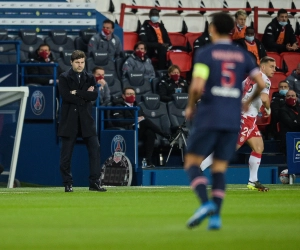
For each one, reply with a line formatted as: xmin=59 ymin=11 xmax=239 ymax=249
xmin=65 ymin=185 xmax=73 ymax=192
xmin=142 ymin=159 xmax=155 ymax=169
xmin=89 ymin=182 xmax=107 ymax=192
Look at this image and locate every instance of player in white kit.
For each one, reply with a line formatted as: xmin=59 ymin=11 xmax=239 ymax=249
xmin=200 ymin=56 xmax=276 ymax=191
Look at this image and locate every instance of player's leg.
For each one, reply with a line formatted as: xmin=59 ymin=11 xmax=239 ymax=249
xmin=246 ymin=135 xmax=269 ymax=191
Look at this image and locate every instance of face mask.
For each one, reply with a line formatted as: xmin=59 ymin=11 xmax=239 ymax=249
xmin=286 ymin=98 xmax=297 ymax=106
xmin=245 ymin=36 xmax=254 ymax=42
xmin=135 ymin=50 xmax=145 ymax=58
xmin=279 ymin=89 xmax=288 ymax=96
xmin=170 ymin=74 xmax=180 ymax=82
xmin=279 ymin=21 xmax=288 ymax=26
xmin=102 ymin=28 xmax=111 ymax=36
xmin=95 ymin=75 xmax=104 ymax=82
xmin=150 ymin=16 xmax=159 ymax=23
xmin=237 ymin=24 xmax=244 ymax=29
xmin=38 ymin=51 xmax=49 ymax=59
xmin=125 ymin=95 xmax=135 ymax=103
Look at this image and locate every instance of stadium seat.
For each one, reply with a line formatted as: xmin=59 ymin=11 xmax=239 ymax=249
xmin=248 ymin=0 xmax=272 ymax=16
xmin=223 ymin=0 xmax=247 ymax=15
xmin=281 ymin=52 xmax=300 ymax=75
xmin=185 ymin=32 xmax=202 ymax=52
xmin=168 ymin=51 xmax=192 ymax=76
xmin=44 ymin=30 xmax=75 ymax=60
xmin=160 ymin=14 xmax=184 ymax=33
xmin=114 ymin=12 xmax=139 ymax=32
xmin=139 ymin=93 xmax=171 ymax=137
xmin=0 ymin=29 xmax=17 ymax=64
xmin=182 ymin=15 xmax=207 ymax=33
xmin=112 ymin=0 xmax=132 ymax=13
xmin=201 ymin=0 xmax=224 ymax=16
xmin=133 ymin=0 xmax=155 ymax=15
xmin=74 ymin=29 xmax=97 ymax=56
xmin=271 ymin=72 xmax=287 ymax=88
xmin=86 ymin=51 xmax=116 ymax=73
xmin=155 ymin=0 xmax=179 ymax=14
xmin=123 ymin=32 xmax=139 ymax=50
xmin=179 ymin=0 xmax=202 ymax=15
xmin=168 ymin=32 xmax=187 ymax=48
xmin=103 ymin=70 xmax=123 ymax=98
xmin=270 ymin=0 xmax=293 ymax=16
xmin=122 ymin=71 xmax=153 ymax=103
xmin=88 ymin=0 xmax=112 ymax=13
xmin=101 ymin=12 xmax=116 ymax=22
xmin=266 ymin=52 xmax=282 ymax=69
xmin=15 ymin=29 xmax=43 ymax=62
xmin=57 ymin=50 xmax=72 ymax=72
xmin=167 ymin=93 xmax=188 ymax=130
xmin=254 ymin=15 xmax=272 ymax=34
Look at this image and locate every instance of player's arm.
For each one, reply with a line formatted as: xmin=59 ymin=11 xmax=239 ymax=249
xmin=261 ymin=92 xmax=271 ymax=116
xmin=185 ymin=63 xmax=209 ymax=120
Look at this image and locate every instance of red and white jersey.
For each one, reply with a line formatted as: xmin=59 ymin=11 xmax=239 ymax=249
xmin=241 ymin=72 xmax=271 ymax=117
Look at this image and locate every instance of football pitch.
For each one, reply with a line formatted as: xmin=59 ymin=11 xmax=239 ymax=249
xmin=1 ymin=185 xmax=300 ymax=250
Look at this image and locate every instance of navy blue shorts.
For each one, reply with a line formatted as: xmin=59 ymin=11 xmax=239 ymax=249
xmin=186 ymin=128 xmax=238 ymax=161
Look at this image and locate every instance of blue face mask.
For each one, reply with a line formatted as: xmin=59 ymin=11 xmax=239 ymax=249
xmin=279 ymin=89 xmax=288 ymax=96
xmin=150 ymin=16 xmax=159 ymax=23
xmin=245 ymin=36 xmax=254 ymax=42
xmin=279 ymin=21 xmax=288 ymax=26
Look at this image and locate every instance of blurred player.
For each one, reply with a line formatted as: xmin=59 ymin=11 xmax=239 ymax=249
xmin=184 ymin=12 xmax=266 ymax=230
xmin=200 ymin=56 xmax=276 ymax=192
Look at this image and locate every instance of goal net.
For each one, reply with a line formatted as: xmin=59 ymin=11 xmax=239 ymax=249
xmin=0 ymin=87 xmax=29 ymax=188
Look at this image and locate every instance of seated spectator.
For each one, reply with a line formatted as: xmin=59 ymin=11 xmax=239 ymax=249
xmin=234 ymin=27 xmax=267 ymax=65
xmin=158 ymin=65 xmax=188 ymax=103
xmin=139 ymin=8 xmax=172 ymax=70
xmin=278 ymin=90 xmax=300 ymax=154
xmin=285 ymin=63 xmax=300 ymax=103
xmin=262 ymin=8 xmax=299 ymax=53
xmin=111 ymin=87 xmax=173 ymax=168
xmin=92 ymin=66 xmax=110 ymax=106
xmin=122 ymin=41 xmax=155 ymax=80
xmin=88 ymin=19 xmax=123 ymax=60
xmin=193 ymin=31 xmax=211 ymax=55
xmin=231 ymin=9 xmax=247 ymax=40
xmin=27 ymin=44 xmax=62 ymax=85
xmin=270 ymin=80 xmax=289 ymax=138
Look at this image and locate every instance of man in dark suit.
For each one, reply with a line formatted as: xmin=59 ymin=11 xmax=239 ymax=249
xmin=58 ymin=50 xmax=106 ymax=192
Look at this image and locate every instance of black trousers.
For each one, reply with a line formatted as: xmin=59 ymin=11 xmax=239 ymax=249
xmin=148 ymin=44 xmax=168 ymax=70
xmin=138 ymin=119 xmax=166 ymax=160
xmin=60 ymin=135 xmax=101 ymax=186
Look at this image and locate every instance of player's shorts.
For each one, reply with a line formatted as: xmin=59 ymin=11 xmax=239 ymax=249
xmin=237 ymin=115 xmax=261 ymax=146
xmin=186 ymin=128 xmax=238 ymax=161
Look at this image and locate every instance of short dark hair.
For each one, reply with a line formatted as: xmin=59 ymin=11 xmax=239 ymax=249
xmin=37 ymin=44 xmax=50 ymax=51
xmin=245 ymin=27 xmax=254 ymax=33
xmin=92 ymin=66 xmax=104 ymax=74
xmin=134 ymin=41 xmax=147 ymax=51
xmin=149 ymin=8 xmax=159 ymax=16
xmin=103 ymin=19 xmax=114 ymax=29
xmin=122 ymin=87 xmax=135 ymax=95
xmin=277 ymin=8 xmax=288 ymax=17
xmin=278 ymin=80 xmax=289 ymax=87
xmin=211 ymin=12 xmax=234 ymax=35
xmin=71 ymin=50 xmax=86 ymax=62
xmin=260 ymin=56 xmax=275 ymax=65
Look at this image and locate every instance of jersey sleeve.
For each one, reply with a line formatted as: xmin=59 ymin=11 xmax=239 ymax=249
xmin=261 ymin=74 xmax=271 ymax=95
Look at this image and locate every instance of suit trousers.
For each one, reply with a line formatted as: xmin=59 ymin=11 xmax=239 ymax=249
xmin=60 ymin=135 xmax=101 ymax=185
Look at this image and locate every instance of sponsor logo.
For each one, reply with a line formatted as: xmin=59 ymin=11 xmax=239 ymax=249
xmin=211 ymin=86 xmax=240 ymax=98
xmin=111 ymin=135 xmax=126 ymax=163
xmin=296 ymin=141 xmax=300 ymax=153
xmin=146 ymin=97 xmax=158 ymax=100
xmin=31 ymin=90 xmax=45 ymax=115
xmin=53 ymin=32 xmax=66 ymax=36
xmin=95 ymin=53 xmax=107 ymax=56
xmin=24 ymin=32 xmax=35 ymax=36
xmin=130 ymin=74 xmax=143 ymax=77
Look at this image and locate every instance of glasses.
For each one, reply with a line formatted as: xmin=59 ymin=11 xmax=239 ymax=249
xmin=286 ymin=95 xmax=296 ymax=98
xmin=125 ymin=93 xmax=135 ymax=96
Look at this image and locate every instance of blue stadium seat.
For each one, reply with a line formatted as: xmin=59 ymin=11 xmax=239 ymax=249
xmin=74 ymin=29 xmax=97 ymax=56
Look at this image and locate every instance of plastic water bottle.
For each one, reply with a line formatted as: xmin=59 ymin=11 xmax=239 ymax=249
xmin=142 ymin=158 xmax=147 ymax=168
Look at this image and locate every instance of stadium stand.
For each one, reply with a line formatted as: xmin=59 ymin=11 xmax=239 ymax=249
xmin=201 ymin=0 xmax=224 ymax=16
xmin=266 ymin=52 xmax=282 ymax=70
xmin=114 ymin=12 xmax=139 ymax=32
xmin=86 ymin=51 xmax=116 ymax=73
xmin=133 ymin=0 xmax=155 ymax=15
xmin=74 ymin=29 xmax=97 ymax=56
xmin=167 ymin=93 xmax=188 ymax=130
xmin=56 ymin=50 xmax=72 ymax=72
xmin=223 ymin=0 xmax=247 ymax=15
xmin=179 ymin=0 xmax=203 ymax=15
xmin=103 ymin=71 xmax=123 ymax=99
xmin=271 ymin=72 xmax=287 ymax=88
xmin=155 ymin=0 xmax=179 ymax=14
xmin=281 ymin=52 xmax=300 ymax=75
xmin=0 ymin=29 xmax=17 ymax=64
xmin=168 ymin=32 xmax=187 ymax=48
xmin=168 ymin=51 xmax=192 ymax=77
xmin=185 ymin=32 xmax=202 ymax=52
xmin=123 ymin=32 xmax=139 ymax=51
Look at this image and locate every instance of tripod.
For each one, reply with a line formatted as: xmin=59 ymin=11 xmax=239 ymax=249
xmin=166 ymin=121 xmax=188 ymax=163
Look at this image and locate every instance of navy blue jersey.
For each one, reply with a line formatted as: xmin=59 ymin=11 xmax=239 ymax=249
xmin=193 ymin=41 xmax=259 ymax=131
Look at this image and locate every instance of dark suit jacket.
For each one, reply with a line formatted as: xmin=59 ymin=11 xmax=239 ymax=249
xmin=58 ymin=69 xmax=98 ymax=138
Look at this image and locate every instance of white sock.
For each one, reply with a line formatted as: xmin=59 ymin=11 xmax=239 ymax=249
xmin=200 ymin=153 xmax=214 ymax=171
xmin=248 ymin=152 xmax=262 ymax=182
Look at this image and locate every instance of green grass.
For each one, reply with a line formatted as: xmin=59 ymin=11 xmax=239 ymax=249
xmin=1 ymin=185 xmax=300 ymax=250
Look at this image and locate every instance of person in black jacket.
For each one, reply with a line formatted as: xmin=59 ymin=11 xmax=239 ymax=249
xmin=270 ymin=80 xmax=289 ymax=138
xmin=58 ymin=50 xmax=106 ymax=192
xmin=27 ymin=44 xmax=62 ymax=85
xmin=139 ymin=8 xmax=172 ymax=70
xmin=111 ymin=87 xmax=173 ymax=168
xmin=193 ymin=32 xmax=211 ymax=56
xmin=158 ymin=65 xmax=188 ymax=103
xmin=262 ymin=9 xmax=299 ymax=53
xmin=278 ymin=90 xmax=300 ymax=154
xmin=235 ymin=27 xmax=267 ymax=66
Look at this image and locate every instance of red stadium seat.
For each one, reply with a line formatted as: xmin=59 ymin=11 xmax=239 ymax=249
xmin=185 ymin=32 xmax=202 ymax=51
xmin=168 ymin=51 xmax=192 ymax=76
xmin=266 ymin=52 xmax=282 ymax=69
xmin=280 ymin=52 xmax=300 ymax=75
xmin=168 ymin=32 xmax=187 ymax=48
xmin=271 ymin=72 xmax=286 ymax=89
xmin=123 ymin=32 xmax=138 ymax=50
